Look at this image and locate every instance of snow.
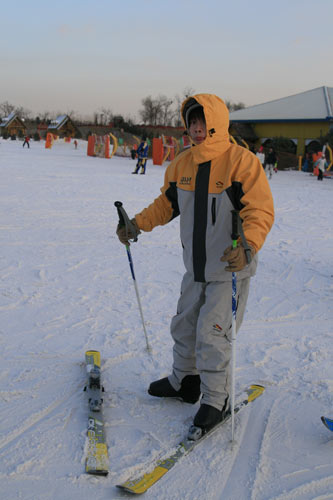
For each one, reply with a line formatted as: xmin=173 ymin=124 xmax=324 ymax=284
xmin=0 ymin=138 xmax=332 ymax=500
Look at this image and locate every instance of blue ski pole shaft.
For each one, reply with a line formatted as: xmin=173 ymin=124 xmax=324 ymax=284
xmin=231 ymin=210 xmax=240 ymax=442
xmin=115 ymin=201 xmax=152 ymax=354
xmin=125 ymin=244 xmax=151 ymax=353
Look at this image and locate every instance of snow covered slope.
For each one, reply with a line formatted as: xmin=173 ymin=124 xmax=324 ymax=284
xmin=0 ymin=139 xmax=332 ymax=499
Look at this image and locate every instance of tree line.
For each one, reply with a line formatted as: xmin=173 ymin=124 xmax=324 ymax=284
xmin=0 ymin=88 xmax=245 ymax=130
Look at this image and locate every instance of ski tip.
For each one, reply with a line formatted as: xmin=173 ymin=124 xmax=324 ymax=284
xmin=85 ymin=349 xmax=100 ymax=357
xmin=321 ymin=416 xmax=333 ymax=431
xmin=116 ymin=484 xmax=140 ymax=495
xmin=247 ymin=384 xmax=265 ymax=402
xmin=116 ymin=481 xmax=155 ymax=495
xmin=116 ymin=466 xmax=169 ymax=494
xmin=85 ymin=350 xmax=101 ymax=366
xmin=87 ymin=469 xmax=109 ymax=477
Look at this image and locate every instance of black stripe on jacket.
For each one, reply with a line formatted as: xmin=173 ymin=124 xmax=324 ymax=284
xmin=165 ymin=182 xmax=180 ymax=220
xmin=226 ymin=181 xmax=245 ymax=211
xmin=193 ymin=161 xmax=211 ymax=282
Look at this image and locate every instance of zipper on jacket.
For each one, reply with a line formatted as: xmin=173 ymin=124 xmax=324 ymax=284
xmin=211 ymin=197 xmax=216 ymax=225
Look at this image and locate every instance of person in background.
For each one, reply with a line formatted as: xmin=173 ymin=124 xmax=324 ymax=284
xmin=117 ymin=93 xmax=274 ymax=436
xmin=316 ymin=153 xmax=326 ymax=181
xmin=265 ymin=147 xmax=277 ymax=179
xmin=256 ymin=145 xmax=265 ymax=168
xmin=23 ymin=135 xmax=30 ymax=148
xmin=132 ymin=136 xmax=149 ymax=175
xmin=302 ymin=153 xmax=309 ymax=172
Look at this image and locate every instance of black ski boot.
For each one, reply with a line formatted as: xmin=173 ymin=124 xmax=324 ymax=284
xmin=148 ymin=375 xmax=201 ymax=404
xmin=188 ymin=398 xmax=229 ymax=440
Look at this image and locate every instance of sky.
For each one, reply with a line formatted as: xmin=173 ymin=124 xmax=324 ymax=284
xmin=1 ymin=0 xmax=333 ymax=121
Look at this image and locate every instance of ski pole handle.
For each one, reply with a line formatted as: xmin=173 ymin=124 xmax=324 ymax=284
xmin=115 ymin=201 xmax=126 ymax=227
xmin=232 ymin=209 xmax=252 ymax=264
xmin=231 ymin=210 xmax=240 ymax=248
xmin=114 ymin=201 xmax=138 ymax=242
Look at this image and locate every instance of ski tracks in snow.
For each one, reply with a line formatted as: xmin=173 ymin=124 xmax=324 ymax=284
xmin=211 ymin=387 xmax=333 ymax=500
xmin=215 ymin=395 xmax=272 ymax=500
xmin=249 ymin=391 xmax=333 ymax=500
xmin=0 ymin=378 xmax=81 ymax=454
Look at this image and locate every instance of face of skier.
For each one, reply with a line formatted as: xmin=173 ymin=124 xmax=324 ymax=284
xmin=188 ymin=116 xmax=207 ymax=145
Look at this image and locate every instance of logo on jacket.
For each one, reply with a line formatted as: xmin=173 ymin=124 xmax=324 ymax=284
xmin=180 ymin=176 xmax=192 ymax=185
xmin=216 ymin=181 xmax=224 ymax=188
xmin=213 ymin=324 xmax=223 ymax=333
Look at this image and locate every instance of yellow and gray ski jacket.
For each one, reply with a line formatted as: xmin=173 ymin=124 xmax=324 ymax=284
xmin=135 ymin=94 xmax=274 ymax=283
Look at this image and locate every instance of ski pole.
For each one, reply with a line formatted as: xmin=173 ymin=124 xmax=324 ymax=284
xmin=114 ymin=201 xmax=152 ymax=354
xmin=230 ymin=209 xmax=241 ymax=442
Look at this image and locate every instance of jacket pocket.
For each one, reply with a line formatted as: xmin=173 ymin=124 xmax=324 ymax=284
xmin=211 ymin=197 xmax=216 ymax=225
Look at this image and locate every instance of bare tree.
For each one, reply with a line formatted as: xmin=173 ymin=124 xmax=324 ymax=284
xmin=225 ymin=100 xmax=245 ymax=112
xmin=100 ymin=108 xmax=113 ymax=125
xmin=140 ymin=96 xmax=160 ymax=126
xmin=232 ymin=102 xmax=246 ymax=111
xmin=140 ymin=94 xmax=182 ymax=126
xmin=158 ymin=95 xmax=173 ymax=126
xmin=15 ymin=106 xmax=32 ymax=120
xmin=66 ymin=109 xmax=78 ymax=120
xmin=0 ymin=101 xmax=15 ymax=117
xmin=172 ymin=87 xmax=196 ymax=126
xmin=0 ymin=102 xmax=32 ymax=120
xmin=182 ymin=86 xmax=196 ymax=99
xmin=39 ymin=111 xmax=52 ymax=122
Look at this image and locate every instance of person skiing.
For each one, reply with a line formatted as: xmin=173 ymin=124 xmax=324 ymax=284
xmin=132 ymin=136 xmax=149 ymax=174
xmin=265 ymin=147 xmax=277 ymax=179
xmin=117 ymin=94 xmax=274 ymax=436
xmin=22 ymin=135 xmax=30 ymax=148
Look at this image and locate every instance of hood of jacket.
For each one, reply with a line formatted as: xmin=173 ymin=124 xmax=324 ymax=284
xmin=181 ymin=93 xmax=231 ymax=164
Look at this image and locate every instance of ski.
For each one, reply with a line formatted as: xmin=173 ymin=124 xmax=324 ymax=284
xmin=117 ymin=384 xmax=264 ymax=494
xmin=84 ymin=350 xmax=109 ymax=476
xmin=321 ymin=416 xmax=333 ymax=432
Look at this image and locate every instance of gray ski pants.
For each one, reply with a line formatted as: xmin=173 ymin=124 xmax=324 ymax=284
xmin=168 ymin=271 xmax=250 ymax=411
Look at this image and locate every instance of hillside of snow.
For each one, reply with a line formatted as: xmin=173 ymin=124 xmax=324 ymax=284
xmin=0 ymin=139 xmax=332 ymax=500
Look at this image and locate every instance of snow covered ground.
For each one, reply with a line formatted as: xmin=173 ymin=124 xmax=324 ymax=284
xmin=0 ymin=139 xmax=332 ymax=500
